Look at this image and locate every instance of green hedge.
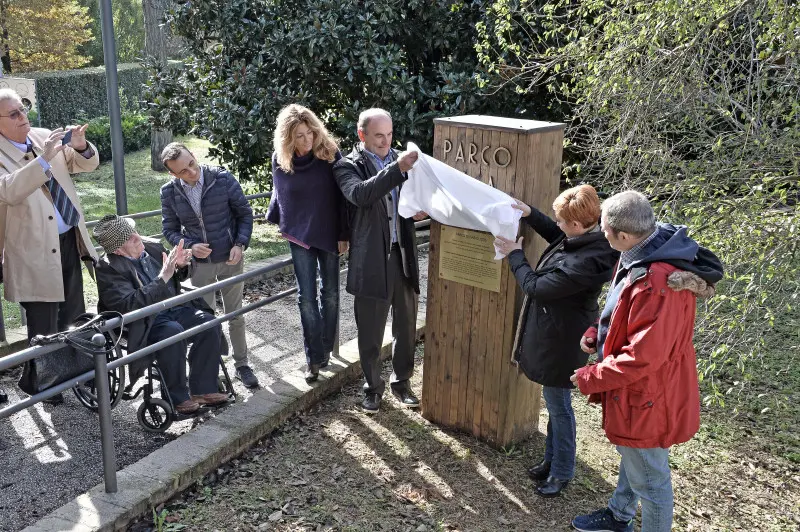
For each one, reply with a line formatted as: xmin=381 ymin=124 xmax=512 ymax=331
xmin=84 ymin=111 xmax=151 ymax=162
xmin=21 ymin=62 xmax=154 ymax=128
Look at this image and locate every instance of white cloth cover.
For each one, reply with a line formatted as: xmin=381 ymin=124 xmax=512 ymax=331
xmin=398 ymin=142 xmax=522 ymax=258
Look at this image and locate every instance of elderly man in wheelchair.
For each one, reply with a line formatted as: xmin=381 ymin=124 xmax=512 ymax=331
xmin=93 ymin=214 xmax=229 ymax=417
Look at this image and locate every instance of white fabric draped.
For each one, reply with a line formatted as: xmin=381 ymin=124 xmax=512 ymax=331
xmin=398 ymin=142 xmax=522 ymax=258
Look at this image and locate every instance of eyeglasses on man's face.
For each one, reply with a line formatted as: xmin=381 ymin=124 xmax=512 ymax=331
xmin=0 ymin=104 xmax=32 ymax=120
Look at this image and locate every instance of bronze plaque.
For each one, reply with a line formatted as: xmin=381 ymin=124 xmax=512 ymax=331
xmin=438 ymin=225 xmax=502 ymax=293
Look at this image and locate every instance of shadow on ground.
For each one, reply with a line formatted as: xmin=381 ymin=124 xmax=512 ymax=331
xmin=131 ymin=345 xmax=615 ymax=532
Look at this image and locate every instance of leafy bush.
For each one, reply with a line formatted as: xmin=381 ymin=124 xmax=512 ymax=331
xmin=3 ymin=0 xmax=94 ymax=73
xmin=479 ymin=0 xmax=800 ymax=404
xmin=84 ymin=111 xmax=151 ymax=162
xmin=22 ymin=62 xmax=177 ymax=128
xmin=147 ymin=0 xmax=535 ymax=186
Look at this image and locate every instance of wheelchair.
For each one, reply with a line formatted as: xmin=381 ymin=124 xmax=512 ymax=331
xmin=71 ymin=314 xmax=236 ymax=433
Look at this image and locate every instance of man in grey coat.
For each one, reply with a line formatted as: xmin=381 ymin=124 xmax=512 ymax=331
xmin=333 ymin=108 xmax=425 ymax=414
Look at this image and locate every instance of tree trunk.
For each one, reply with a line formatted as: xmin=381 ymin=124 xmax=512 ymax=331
xmin=143 ymin=0 xmax=172 ymax=171
xmin=151 ymin=128 xmax=172 ymax=171
xmin=0 ymin=0 xmax=11 ymax=74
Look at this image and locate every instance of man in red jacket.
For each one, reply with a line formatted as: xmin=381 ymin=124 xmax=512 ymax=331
xmin=569 ymin=191 xmax=723 ymax=532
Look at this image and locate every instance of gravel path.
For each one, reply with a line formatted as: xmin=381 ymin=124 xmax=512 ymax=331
xmin=0 ymin=250 xmax=429 ymax=532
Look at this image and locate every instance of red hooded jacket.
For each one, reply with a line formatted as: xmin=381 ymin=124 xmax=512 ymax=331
xmin=575 ymin=262 xmax=702 ymax=448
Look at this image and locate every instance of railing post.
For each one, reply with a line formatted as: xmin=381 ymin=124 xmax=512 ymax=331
xmin=98 ymin=0 xmax=128 ymax=214
xmin=0 ymin=303 xmax=5 ymax=343
xmin=333 ymin=265 xmax=340 ymax=358
xmin=91 ymin=334 xmax=118 ymax=493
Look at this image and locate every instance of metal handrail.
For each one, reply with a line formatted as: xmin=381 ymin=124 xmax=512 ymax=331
xmin=0 ymin=236 xmax=430 ymax=494
xmin=83 ymin=192 xmax=271 ymax=229
xmin=0 ymin=256 xmax=291 ymax=375
xmin=0 ymin=192 xmax=272 ymax=342
xmin=0 ymin=221 xmax=431 ymax=372
xmin=0 ymin=211 xmax=427 ymax=343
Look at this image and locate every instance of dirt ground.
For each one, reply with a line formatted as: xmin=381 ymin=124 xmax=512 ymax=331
xmin=129 ymin=345 xmax=800 ymax=532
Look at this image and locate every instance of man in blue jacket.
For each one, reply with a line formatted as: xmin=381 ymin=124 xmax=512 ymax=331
xmin=160 ymin=143 xmax=259 ymax=388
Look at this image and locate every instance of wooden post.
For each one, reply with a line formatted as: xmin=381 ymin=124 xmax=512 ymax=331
xmin=421 ymin=115 xmax=565 ymax=447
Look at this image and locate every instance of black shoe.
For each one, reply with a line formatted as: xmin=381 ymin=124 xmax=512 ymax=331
xmin=527 ymin=459 xmax=551 ymax=481
xmin=0 ymin=389 xmax=7 ymax=404
xmin=42 ymin=392 xmax=64 ymax=405
xmin=391 ymin=388 xmax=420 ymax=408
xmin=235 ymin=366 xmax=260 ymax=388
xmin=536 ymin=475 xmax=570 ymax=498
xmin=304 ymin=364 xmax=320 ymax=384
xmin=572 ymin=508 xmax=633 ymax=532
xmin=361 ymin=393 xmax=381 ymax=414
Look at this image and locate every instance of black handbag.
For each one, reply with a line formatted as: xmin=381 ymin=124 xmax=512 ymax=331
xmin=18 ymin=343 xmax=94 ymax=395
xmin=17 ymin=313 xmax=117 ymax=396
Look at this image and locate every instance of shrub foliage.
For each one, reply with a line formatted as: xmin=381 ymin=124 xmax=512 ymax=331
xmin=2 ymin=0 xmax=93 ymax=72
xmin=24 ymin=63 xmax=149 ymax=128
xmin=84 ymin=111 xmax=151 ymax=162
xmin=479 ymin=0 xmax=800 ymax=404
xmin=147 ymin=0 xmax=531 ymax=185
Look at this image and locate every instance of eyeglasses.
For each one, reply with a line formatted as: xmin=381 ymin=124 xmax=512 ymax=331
xmin=0 ymin=104 xmax=32 ymax=120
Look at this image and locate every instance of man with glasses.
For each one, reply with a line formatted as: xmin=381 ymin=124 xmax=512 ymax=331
xmin=0 ymin=88 xmax=99 ymax=404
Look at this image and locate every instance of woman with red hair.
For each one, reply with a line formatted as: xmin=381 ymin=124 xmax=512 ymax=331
xmin=495 ymin=184 xmax=619 ymax=498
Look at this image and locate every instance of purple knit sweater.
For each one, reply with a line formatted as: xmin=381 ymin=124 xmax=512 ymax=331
xmin=266 ymin=151 xmax=349 ymax=254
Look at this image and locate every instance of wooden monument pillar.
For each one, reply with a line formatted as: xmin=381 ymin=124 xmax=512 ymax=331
xmin=421 ymin=115 xmax=565 ymax=447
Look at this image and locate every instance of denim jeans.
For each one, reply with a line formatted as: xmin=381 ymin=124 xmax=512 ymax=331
xmin=289 ymin=243 xmax=339 ymax=366
xmin=542 ymin=386 xmax=577 ymax=480
xmin=608 ymin=446 xmax=673 ymax=532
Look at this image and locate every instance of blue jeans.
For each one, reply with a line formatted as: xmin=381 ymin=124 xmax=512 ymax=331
xmin=542 ymin=386 xmax=576 ymax=480
xmin=289 ymin=243 xmax=339 ymax=366
xmin=609 ymin=446 xmax=673 ymax=532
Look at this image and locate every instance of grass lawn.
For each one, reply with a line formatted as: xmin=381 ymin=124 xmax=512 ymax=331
xmin=1 ymin=136 xmax=287 ymax=331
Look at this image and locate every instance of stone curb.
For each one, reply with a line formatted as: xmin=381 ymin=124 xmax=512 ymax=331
xmin=22 ymin=312 xmax=426 ymax=532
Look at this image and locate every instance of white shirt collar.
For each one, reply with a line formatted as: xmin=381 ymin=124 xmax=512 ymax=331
xmin=8 ymin=137 xmax=30 ymax=152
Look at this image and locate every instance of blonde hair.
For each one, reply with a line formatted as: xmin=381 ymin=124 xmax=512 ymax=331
xmin=552 ymin=184 xmax=602 ymax=229
xmin=273 ymin=104 xmax=338 ymax=174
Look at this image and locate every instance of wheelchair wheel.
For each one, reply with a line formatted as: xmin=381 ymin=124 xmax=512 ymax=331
xmin=220 ymin=333 xmax=230 ymax=358
xmin=137 ymin=398 xmax=174 ymax=433
xmin=73 ymin=347 xmax=126 ymax=411
xmin=217 ymin=375 xmax=234 ymax=395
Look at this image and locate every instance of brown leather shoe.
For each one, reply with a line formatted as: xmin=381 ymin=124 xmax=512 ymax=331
xmin=191 ymin=392 xmax=229 ymax=406
xmin=175 ymin=399 xmax=200 ymax=414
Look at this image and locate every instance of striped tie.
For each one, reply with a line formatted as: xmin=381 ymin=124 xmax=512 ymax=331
xmin=28 ymin=144 xmax=80 ymax=227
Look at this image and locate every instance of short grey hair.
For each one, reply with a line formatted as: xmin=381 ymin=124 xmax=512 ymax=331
xmin=160 ymin=142 xmax=190 ymax=169
xmin=601 ymin=190 xmax=656 ymax=237
xmin=357 ymin=108 xmax=391 ymax=133
xmin=0 ymin=88 xmax=23 ymax=105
